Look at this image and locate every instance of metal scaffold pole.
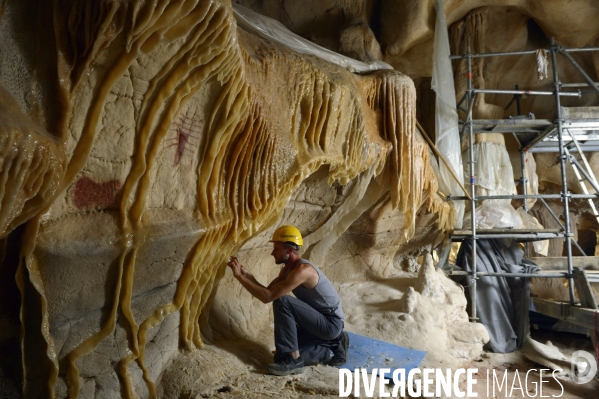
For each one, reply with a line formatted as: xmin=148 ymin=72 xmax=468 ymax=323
xmin=446 ymin=34 xmax=599 ymax=338
xmin=466 ymin=36 xmax=478 ymax=321
xmin=521 ymin=148 xmax=530 ymax=257
xmin=549 ymin=37 xmax=576 ymax=305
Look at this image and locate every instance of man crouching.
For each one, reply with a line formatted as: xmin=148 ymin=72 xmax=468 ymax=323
xmin=227 ymin=225 xmax=349 ymax=376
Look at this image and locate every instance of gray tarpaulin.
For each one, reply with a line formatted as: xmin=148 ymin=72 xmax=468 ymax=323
xmin=454 ymin=239 xmax=540 ymax=353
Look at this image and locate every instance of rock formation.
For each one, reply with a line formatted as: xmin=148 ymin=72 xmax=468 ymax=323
xmin=1 ymin=0 xmax=598 ymax=398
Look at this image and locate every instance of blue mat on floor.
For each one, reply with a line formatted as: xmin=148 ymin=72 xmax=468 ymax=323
xmin=338 ymin=332 xmax=426 ymax=375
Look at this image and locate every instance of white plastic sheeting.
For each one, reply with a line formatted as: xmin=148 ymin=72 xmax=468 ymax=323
xmin=467 ymin=142 xmax=517 ymax=197
xmin=464 ymin=200 xmax=522 ymax=230
xmin=462 ymin=142 xmax=548 ymax=255
xmin=523 ymin=151 xmax=539 ymax=209
xmin=462 ymin=142 xmax=519 ymax=229
xmin=519 ymin=152 xmax=547 ymax=255
xmin=432 ymin=0 xmax=464 ymax=228
xmin=518 ymin=208 xmax=549 ymax=256
xmin=232 ymin=4 xmax=393 ymax=73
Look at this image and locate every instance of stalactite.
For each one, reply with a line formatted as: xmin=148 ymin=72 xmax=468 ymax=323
xmin=362 ymin=72 xmax=455 ymax=238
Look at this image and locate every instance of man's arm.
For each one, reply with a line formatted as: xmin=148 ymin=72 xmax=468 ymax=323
xmin=238 ymin=266 xmax=265 ymax=287
xmin=227 ymin=258 xmax=310 ymax=304
xmin=245 ymin=268 xmax=287 ymax=290
xmin=266 ymin=266 xmax=289 ymax=289
xmin=227 ymin=257 xmax=282 ymax=288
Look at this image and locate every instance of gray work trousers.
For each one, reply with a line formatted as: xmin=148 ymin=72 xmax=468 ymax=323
xmin=273 ymin=295 xmax=343 ymax=365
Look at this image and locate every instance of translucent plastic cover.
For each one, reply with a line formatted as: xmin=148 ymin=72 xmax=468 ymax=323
xmin=466 ymin=142 xmax=516 ymax=196
xmin=432 ymin=0 xmax=464 ymax=228
xmin=464 ymin=200 xmax=522 ymax=230
xmin=232 ymin=4 xmax=393 ymax=73
xmin=518 ymin=208 xmax=549 ymax=256
xmin=462 ymin=142 xmax=521 ymax=229
xmin=524 ymin=151 xmax=539 ymax=208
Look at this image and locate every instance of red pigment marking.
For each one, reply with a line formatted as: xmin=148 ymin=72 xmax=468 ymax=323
xmin=162 ymin=115 xmax=200 ymax=167
xmin=72 ymin=177 xmax=121 ymax=210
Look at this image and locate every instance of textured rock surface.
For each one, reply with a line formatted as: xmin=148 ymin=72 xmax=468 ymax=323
xmin=0 ymin=0 xmax=452 ymax=397
xmin=1 ymin=0 xmax=599 ymax=398
xmin=0 ymin=88 xmax=66 ymax=238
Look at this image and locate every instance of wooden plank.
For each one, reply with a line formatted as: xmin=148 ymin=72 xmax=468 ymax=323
xmin=455 ymin=229 xmax=561 ymax=235
xmin=531 ymin=298 xmax=599 ymax=330
xmin=572 ymin=267 xmax=598 ymax=309
xmin=562 ymin=106 xmax=599 ymax=119
xmin=529 ymin=257 xmax=599 ymax=271
xmin=451 ymin=229 xmax=562 ymax=242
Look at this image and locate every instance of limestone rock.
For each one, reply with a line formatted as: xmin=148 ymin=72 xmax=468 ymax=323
xmin=2 ymin=1 xmax=599 ymax=398
xmin=0 ymin=0 xmax=452 ymax=396
xmin=0 ymin=87 xmax=66 ymax=237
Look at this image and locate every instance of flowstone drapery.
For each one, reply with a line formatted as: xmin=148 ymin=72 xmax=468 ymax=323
xmin=6 ymin=1 xmax=598 ymax=397
xmin=0 ymin=1 xmax=453 ymax=397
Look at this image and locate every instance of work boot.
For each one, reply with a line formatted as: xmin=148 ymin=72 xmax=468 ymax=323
xmin=268 ymin=354 xmax=304 ymax=376
xmin=329 ymin=331 xmax=349 ymax=366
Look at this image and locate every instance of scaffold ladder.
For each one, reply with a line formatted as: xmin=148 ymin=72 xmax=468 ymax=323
xmin=564 ymin=130 xmax=599 ymax=225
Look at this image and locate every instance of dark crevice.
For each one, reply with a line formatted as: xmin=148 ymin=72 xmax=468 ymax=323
xmin=526 ymin=17 xmax=550 ymax=50
xmin=369 ymin=0 xmax=383 ymax=45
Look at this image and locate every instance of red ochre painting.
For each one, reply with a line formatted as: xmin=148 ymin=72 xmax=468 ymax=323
xmin=162 ymin=115 xmax=200 ymax=167
xmin=72 ymin=177 xmax=122 ymax=210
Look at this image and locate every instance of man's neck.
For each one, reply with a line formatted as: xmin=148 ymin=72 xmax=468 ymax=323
xmin=284 ymin=254 xmax=301 ymax=270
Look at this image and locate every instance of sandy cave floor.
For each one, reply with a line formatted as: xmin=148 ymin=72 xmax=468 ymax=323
xmin=1 ymin=278 xmax=597 ymax=398
xmin=1 ymin=335 xmax=595 ymax=399
xmin=158 ymin=278 xmax=599 ymax=399
xmin=157 ymin=326 xmax=599 ymax=399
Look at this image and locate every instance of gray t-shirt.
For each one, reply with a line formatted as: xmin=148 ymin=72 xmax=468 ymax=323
xmin=292 ymin=259 xmax=344 ymax=320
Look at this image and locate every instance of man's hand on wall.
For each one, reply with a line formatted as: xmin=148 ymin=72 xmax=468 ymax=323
xmin=227 ymin=256 xmax=245 ymax=279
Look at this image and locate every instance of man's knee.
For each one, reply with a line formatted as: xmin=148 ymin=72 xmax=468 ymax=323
xmin=273 ymin=295 xmax=291 ymax=310
xmin=273 ymin=296 xmax=295 ymax=321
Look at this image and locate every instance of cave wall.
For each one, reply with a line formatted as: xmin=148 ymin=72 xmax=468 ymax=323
xmin=0 ymin=0 xmax=454 ymax=397
xmin=1 ymin=0 xmax=599 ymax=398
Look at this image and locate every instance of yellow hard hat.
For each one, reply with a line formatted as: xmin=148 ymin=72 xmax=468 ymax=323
xmin=270 ymin=225 xmax=303 ymax=246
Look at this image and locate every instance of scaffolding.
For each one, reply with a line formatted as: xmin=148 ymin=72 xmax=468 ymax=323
xmin=444 ymin=37 xmax=599 ymax=333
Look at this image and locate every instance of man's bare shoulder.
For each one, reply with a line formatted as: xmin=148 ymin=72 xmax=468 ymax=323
xmin=294 ymin=261 xmax=317 ymax=273
xmin=289 ymin=262 xmax=318 ymax=288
